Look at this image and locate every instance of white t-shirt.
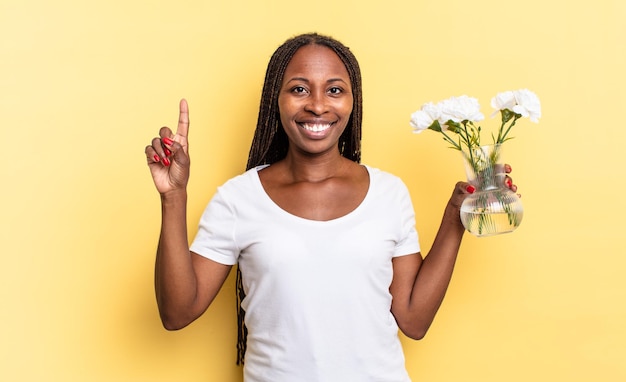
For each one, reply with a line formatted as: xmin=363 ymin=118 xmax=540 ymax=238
xmin=191 ymin=165 xmax=420 ymax=382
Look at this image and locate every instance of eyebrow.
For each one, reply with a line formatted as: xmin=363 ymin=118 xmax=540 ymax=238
xmin=285 ymin=77 xmax=349 ymax=85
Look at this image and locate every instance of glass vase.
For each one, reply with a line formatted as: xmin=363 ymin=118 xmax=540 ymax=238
xmin=460 ymin=144 xmax=523 ymax=237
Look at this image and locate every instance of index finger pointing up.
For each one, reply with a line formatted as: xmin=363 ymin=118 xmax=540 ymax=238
xmin=177 ymin=98 xmax=190 ymax=138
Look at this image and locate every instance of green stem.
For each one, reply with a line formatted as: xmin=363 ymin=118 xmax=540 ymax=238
xmin=497 ymin=116 xmax=520 ymax=144
xmin=496 ymin=116 xmax=507 ymax=143
xmin=440 ymin=130 xmax=462 ymax=151
xmin=461 ymin=122 xmax=478 ymax=173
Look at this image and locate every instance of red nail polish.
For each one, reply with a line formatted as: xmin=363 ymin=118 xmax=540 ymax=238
xmin=162 ymin=137 xmax=174 ymax=146
xmin=153 ymin=155 xmax=160 ymax=162
xmin=163 ymin=157 xmax=170 ymax=166
xmin=164 ymin=148 xmax=171 ymax=157
xmin=505 ymin=178 xmax=512 ymax=188
xmin=466 ymin=185 xmax=476 ymax=193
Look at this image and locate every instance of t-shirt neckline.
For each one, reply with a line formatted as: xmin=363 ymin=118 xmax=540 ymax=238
xmin=251 ymin=164 xmax=373 ymax=224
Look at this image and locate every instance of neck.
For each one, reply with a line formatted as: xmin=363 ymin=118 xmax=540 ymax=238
xmin=282 ymin=150 xmax=348 ymax=183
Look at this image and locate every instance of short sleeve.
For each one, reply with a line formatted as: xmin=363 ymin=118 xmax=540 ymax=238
xmin=190 ymin=189 xmax=239 ymax=265
xmin=393 ymin=179 xmax=421 ymax=257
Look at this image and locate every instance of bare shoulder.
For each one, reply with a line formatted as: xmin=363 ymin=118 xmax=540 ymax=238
xmin=346 ymin=160 xmax=369 ymax=184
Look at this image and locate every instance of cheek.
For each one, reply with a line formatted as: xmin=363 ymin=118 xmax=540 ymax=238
xmin=342 ymin=94 xmax=354 ymax=113
xmin=344 ymin=103 xmax=354 ymax=117
xmin=278 ymin=107 xmax=291 ymax=128
xmin=339 ymin=98 xmax=354 ymax=121
xmin=277 ymin=96 xmax=294 ymax=120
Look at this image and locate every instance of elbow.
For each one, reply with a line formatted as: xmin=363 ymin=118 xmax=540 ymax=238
xmin=160 ymin=317 xmax=186 ymax=331
xmin=401 ymin=326 xmax=428 ymax=341
xmin=159 ymin=310 xmax=194 ymax=331
xmin=156 ymin=295 xmax=200 ymax=330
xmin=397 ymin=320 xmax=432 ymax=341
xmin=393 ymin=308 xmax=437 ymax=340
xmin=161 ymin=319 xmax=187 ymax=331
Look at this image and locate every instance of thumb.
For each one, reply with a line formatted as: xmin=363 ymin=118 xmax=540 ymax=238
xmin=449 ymin=181 xmax=475 ymax=209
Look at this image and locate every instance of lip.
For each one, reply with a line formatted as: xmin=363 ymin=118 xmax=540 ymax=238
xmin=296 ymin=119 xmax=337 ymax=140
xmin=297 ymin=121 xmax=335 ymax=138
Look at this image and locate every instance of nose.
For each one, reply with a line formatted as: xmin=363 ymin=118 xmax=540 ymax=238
xmin=304 ymin=90 xmax=328 ymax=115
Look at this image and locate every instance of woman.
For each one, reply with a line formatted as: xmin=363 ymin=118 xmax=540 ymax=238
xmin=145 ymin=33 xmax=515 ymax=381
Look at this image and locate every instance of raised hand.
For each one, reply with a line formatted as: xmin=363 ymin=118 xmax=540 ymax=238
xmin=145 ymin=99 xmax=191 ymax=195
xmin=447 ymin=163 xmax=519 ymax=211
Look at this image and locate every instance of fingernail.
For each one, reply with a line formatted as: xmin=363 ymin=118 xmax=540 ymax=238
xmin=164 ymin=148 xmax=172 ymax=157
xmin=163 ymin=157 xmax=170 ymax=166
xmin=153 ymin=155 xmax=160 ymax=162
xmin=466 ymin=185 xmax=476 ymax=194
xmin=505 ymin=164 xmax=512 ymax=172
xmin=505 ymin=178 xmax=512 ymax=188
xmin=162 ymin=137 xmax=174 ymax=145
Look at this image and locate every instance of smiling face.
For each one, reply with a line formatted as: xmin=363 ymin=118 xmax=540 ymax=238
xmin=278 ymin=44 xmax=354 ymax=159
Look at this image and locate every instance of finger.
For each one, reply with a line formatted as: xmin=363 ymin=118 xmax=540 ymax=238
xmin=453 ymin=181 xmax=474 ymax=195
xmin=176 ymin=98 xmax=190 ymax=138
xmin=150 ymin=137 xmax=171 ymax=166
xmin=159 ymin=126 xmax=174 ymax=140
xmin=166 ymin=139 xmax=189 ymax=166
xmin=494 ymin=163 xmax=511 ymax=174
xmin=145 ymin=145 xmax=160 ymax=164
xmin=158 ymin=127 xmax=175 ymax=156
xmin=505 ymin=175 xmax=513 ymax=189
xmin=448 ymin=181 xmax=474 ymax=209
xmin=503 ymin=175 xmax=518 ymax=193
xmin=451 ymin=181 xmax=475 ymax=197
xmin=505 ymin=175 xmax=518 ymax=190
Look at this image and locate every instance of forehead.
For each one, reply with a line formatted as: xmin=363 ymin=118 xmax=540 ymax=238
xmin=284 ymin=44 xmax=350 ymax=80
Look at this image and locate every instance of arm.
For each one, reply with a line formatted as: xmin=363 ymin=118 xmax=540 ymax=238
xmin=389 ymin=182 xmax=469 ymax=340
xmin=146 ymin=99 xmax=231 ymax=330
xmin=155 ymin=190 xmax=232 ymax=330
xmin=390 ymin=168 xmax=518 ymax=339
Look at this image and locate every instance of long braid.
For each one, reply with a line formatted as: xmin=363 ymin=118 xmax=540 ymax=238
xmin=237 ymin=32 xmax=363 ymax=365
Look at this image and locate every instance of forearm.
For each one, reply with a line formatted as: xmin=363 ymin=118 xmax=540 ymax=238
xmin=154 ymin=190 xmax=198 ymax=328
xmin=408 ymin=203 xmax=465 ymax=334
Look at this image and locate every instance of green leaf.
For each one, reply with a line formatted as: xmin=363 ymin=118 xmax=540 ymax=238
xmin=445 ymin=120 xmax=462 ymax=134
xmin=428 ymin=120 xmax=443 ymax=132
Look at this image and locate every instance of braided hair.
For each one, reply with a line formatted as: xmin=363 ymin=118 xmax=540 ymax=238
xmin=236 ymin=32 xmax=364 ymax=364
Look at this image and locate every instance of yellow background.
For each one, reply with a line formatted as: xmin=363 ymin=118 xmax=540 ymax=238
xmin=2 ymin=0 xmax=624 ymax=381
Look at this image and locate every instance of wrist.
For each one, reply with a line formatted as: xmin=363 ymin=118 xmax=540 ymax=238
xmin=442 ymin=202 xmax=465 ymax=232
xmin=160 ymin=189 xmax=188 ymax=206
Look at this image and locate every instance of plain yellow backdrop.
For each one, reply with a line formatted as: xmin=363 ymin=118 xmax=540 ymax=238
xmin=1 ymin=0 xmax=625 ymax=381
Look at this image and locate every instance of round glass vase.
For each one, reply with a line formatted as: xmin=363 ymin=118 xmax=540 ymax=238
xmin=460 ymin=144 xmax=523 ymax=237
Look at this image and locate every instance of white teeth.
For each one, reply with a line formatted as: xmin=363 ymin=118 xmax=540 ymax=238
xmin=302 ymin=123 xmax=331 ymax=132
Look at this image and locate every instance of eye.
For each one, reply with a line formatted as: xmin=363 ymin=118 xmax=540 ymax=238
xmin=291 ymin=86 xmax=308 ymax=94
xmin=328 ymin=87 xmax=343 ymax=95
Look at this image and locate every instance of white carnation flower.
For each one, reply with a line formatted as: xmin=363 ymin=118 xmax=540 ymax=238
xmin=512 ymin=89 xmax=541 ymax=123
xmin=409 ymin=89 xmax=540 ymax=174
xmin=490 ymin=91 xmax=516 ymax=116
xmin=438 ymin=95 xmax=484 ymax=124
xmin=410 ymin=102 xmax=439 ymax=133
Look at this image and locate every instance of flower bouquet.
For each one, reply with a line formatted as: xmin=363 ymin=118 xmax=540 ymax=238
xmin=410 ymin=89 xmax=541 ymax=236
